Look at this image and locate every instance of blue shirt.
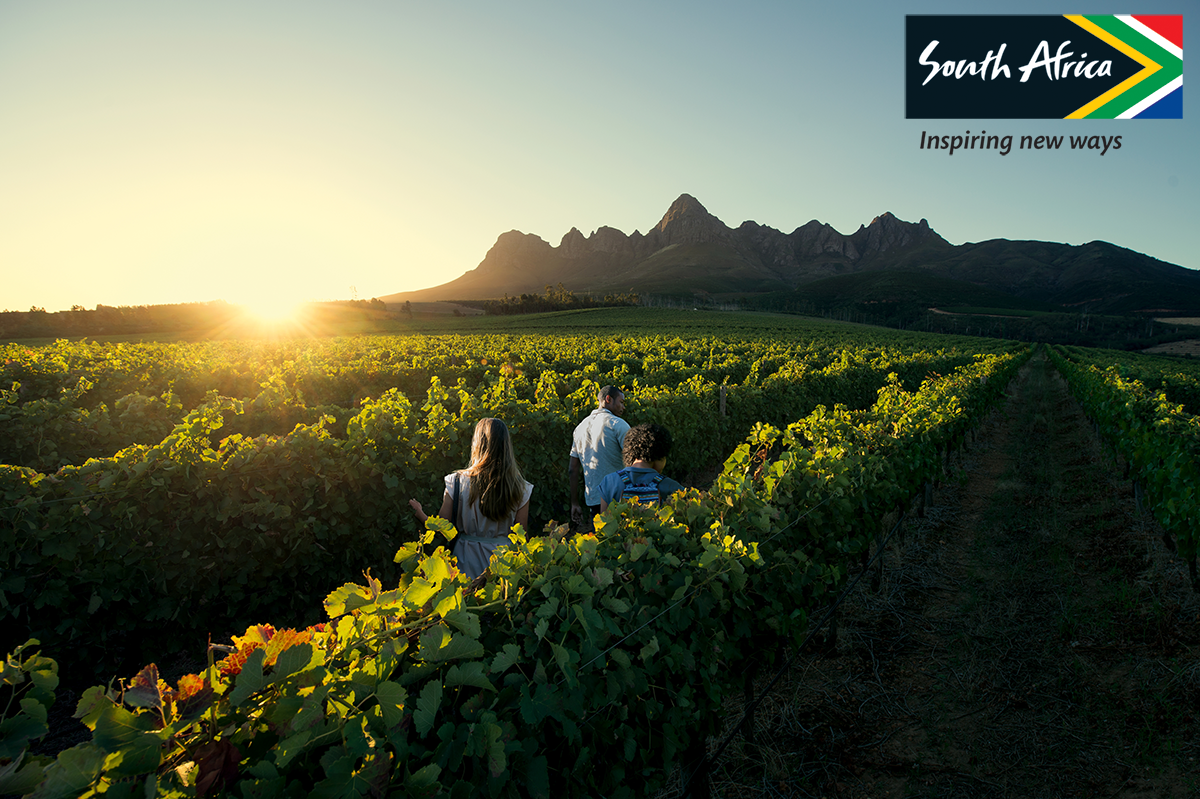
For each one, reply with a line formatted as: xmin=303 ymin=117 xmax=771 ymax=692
xmin=597 ymin=466 xmax=684 ymax=507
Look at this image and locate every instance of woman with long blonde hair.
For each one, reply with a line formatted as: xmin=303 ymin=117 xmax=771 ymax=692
xmin=409 ymin=417 xmax=533 ymax=578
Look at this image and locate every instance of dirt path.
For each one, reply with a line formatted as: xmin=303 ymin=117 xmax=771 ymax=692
xmin=708 ymin=352 xmax=1200 ymax=798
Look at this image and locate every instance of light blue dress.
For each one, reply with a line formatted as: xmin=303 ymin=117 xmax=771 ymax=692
xmin=443 ymin=472 xmax=534 ymax=579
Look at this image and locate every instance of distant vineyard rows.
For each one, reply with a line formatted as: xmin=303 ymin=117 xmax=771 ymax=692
xmin=1057 ymin=344 xmax=1200 ymax=415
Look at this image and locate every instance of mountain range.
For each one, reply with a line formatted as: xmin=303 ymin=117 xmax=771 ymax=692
xmin=381 ymin=194 xmax=1200 ymax=316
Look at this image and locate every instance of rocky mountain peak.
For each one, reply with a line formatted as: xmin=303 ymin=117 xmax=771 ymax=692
xmin=588 ymin=226 xmax=636 ymax=255
xmin=559 ymin=227 xmax=588 ymax=257
xmin=658 ymin=193 xmax=708 ymax=223
xmin=653 ymin=193 xmax=731 ymax=246
xmin=853 ymin=211 xmax=946 ymax=256
xmin=484 ymin=230 xmax=553 ymax=264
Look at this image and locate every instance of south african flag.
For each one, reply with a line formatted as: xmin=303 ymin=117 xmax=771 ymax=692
xmin=1065 ymin=15 xmax=1182 ymax=118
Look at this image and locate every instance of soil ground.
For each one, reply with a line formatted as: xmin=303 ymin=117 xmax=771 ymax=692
xmin=690 ymin=352 xmax=1200 ymax=798
xmin=1142 ymin=339 xmax=1200 ymax=358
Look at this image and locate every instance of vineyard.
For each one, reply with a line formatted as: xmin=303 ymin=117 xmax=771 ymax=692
xmin=1 ymin=308 xmax=1195 ymax=797
xmin=1050 ymin=346 xmax=1200 ymax=587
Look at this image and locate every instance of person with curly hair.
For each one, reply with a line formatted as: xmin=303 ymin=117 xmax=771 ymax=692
xmin=597 ymin=422 xmax=684 ymax=512
xmin=409 ymin=417 xmax=533 ymax=578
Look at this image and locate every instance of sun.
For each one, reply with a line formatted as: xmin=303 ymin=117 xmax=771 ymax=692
xmin=238 ymin=296 xmax=305 ymax=323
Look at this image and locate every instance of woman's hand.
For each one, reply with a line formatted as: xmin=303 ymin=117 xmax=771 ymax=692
xmin=408 ymin=498 xmax=427 ymax=522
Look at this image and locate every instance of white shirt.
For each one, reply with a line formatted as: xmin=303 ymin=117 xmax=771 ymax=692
xmin=569 ymin=408 xmax=630 ymax=506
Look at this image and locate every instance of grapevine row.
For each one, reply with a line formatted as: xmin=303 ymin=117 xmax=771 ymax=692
xmin=2 ymin=350 xmax=1027 ymax=798
xmin=1050 ymin=347 xmax=1200 ymax=586
xmin=1056 ymin=344 xmax=1200 ymax=415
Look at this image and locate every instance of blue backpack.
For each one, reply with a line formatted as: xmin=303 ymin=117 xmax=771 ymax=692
xmin=619 ymin=470 xmax=665 ymax=506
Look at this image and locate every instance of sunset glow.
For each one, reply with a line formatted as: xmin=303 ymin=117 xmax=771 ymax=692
xmin=0 ymin=2 xmax=1194 ymax=314
xmin=238 ymin=297 xmax=306 ymax=324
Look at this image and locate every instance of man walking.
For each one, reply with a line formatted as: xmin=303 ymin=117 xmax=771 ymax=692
xmin=569 ymin=385 xmax=629 ymax=530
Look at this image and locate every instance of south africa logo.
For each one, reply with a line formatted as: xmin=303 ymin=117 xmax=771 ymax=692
xmin=906 ymin=15 xmax=1182 ymax=119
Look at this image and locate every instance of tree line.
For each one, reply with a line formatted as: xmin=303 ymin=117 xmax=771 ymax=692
xmin=456 ymin=283 xmax=640 ymax=316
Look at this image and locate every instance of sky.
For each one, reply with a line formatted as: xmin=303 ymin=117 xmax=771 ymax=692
xmin=1 ymin=0 xmax=1194 ymax=313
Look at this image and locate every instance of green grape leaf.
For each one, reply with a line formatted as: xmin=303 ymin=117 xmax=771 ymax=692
xmin=0 ymin=752 xmax=50 ymax=796
xmin=227 ymin=649 xmax=267 ymax=707
xmin=0 ymin=707 xmax=48 ymax=760
xmin=484 ymin=723 xmax=506 ymax=778
xmin=91 ymin=702 xmax=157 ymax=753
xmin=444 ymin=662 xmax=494 ymax=692
xmin=272 ymin=643 xmax=320 ymax=682
xmin=518 ymin=683 xmax=558 ymax=725
xmin=414 ymin=680 xmax=442 ymax=737
xmin=443 ymin=608 xmax=481 ymax=638
xmin=601 ymin=595 xmax=631 ymax=614
xmin=404 ymin=578 xmax=439 ymax=610
xmin=375 ymin=681 xmax=408 ymax=728
xmin=28 ymin=743 xmax=106 ymax=799
xmin=417 ymin=626 xmax=483 ymax=663
xmin=272 ymin=730 xmax=311 ymax=769
xmin=323 ymin=583 xmax=373 ymax=618
xmin=405 ymin=763 xmax=443 ymax=791
xmin=434 ymin=590 xmax=463 ymax=618
xmin=550 ymin=643 xmax=572 ymax=676
xmin=587 ymin=567 xmax=614 ymax=589
xmin=489 ymin=644 xmax=521 ymax=675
